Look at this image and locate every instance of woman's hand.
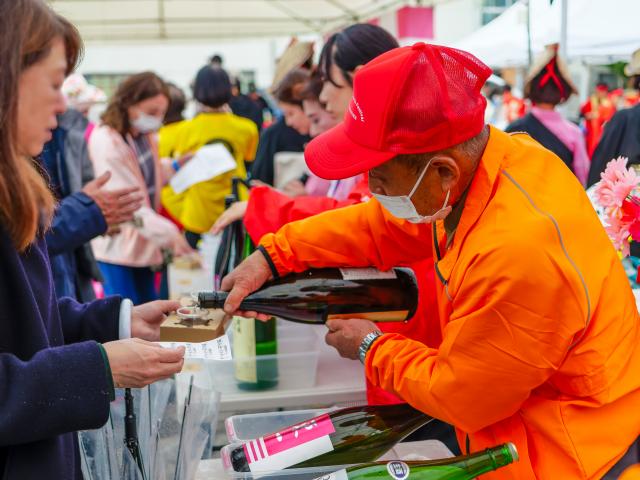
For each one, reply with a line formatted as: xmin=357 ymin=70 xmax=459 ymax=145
xmin=131 ymin=299 xmax=180 ymax=341
xmin=210 ymin=201 xmax=248 ymax=235
xmin=103 ymin=338 xmax=185 ymax=388
xmin=171 ymin=233 xmax=195 ymax=257
xmin=282 ymin=179 xmax=307 ymax=197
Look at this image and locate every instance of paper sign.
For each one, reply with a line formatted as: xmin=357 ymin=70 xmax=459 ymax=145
xmin=159 ymin=335 xmax=232 ymax=361
xmin=169 ymin=143 xmax=236 ymax=194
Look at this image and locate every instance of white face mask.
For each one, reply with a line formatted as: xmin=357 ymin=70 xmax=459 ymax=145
xmin=131 ymin=111 xmax=162 ymax=133
xmin=372 ymin=158 xmax=452 ymax=224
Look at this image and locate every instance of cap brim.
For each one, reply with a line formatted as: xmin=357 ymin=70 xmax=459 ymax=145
xmin=305 ymin=123 xmax=396 ymax=180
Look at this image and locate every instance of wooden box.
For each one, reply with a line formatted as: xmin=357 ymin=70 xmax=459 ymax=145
xmin=160 ymin=307 xmax=227 ymax=343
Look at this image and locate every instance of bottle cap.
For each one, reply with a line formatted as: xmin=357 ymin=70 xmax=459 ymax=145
xmin=506 ymin=442 xmax=519 ymax=462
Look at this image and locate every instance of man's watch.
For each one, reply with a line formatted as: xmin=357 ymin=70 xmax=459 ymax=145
xmin=358 ymin=330 xmax=383 ymax=364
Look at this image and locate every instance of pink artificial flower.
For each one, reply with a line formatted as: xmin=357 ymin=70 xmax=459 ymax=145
xmin=595 ymin=156 xmax=639 ymax=212
xmin=605 ymin=218 xmax=631 ymax=257
xmin=594 ymin=156 xmax=640 ymax=256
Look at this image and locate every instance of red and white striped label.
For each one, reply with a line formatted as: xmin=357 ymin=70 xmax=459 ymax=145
xmin=243 ymin=413 xmax=335 ymax=472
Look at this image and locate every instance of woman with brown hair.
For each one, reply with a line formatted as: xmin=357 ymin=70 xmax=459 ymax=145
xmin=89 ymin=72 xmax=192 ymax=304
xmin=0 ymin=2 xmax=185 ymax=477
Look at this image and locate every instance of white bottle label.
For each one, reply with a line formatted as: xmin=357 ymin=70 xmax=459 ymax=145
xmin=340 ymin=267 xmax=397 ymax=281
xmin=233 ymin=316 xmax=257 ymax=383
xmin=387 ymin=461 xmax=410 ymax=480
xmin=313 ymin=470 xmax=349 ymax=480
xmin=244 ymin=413 xmax=335 ymax=472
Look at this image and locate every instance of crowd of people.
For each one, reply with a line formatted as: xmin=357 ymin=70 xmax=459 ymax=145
xmin=2 ymin=0 xmax=640 ymax=478
xmin=485 ymin=48 xmax=640 ymax=188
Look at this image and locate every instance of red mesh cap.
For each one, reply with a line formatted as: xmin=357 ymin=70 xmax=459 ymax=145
xmin=306 ymin=42 xmax=492 ymax=180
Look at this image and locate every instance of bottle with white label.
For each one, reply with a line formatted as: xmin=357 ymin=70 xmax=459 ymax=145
xmin=314 ymin=443 xmax=518 ymax=480
xmin=232 ymin=233 xmax=278 ymax=390
xmin=222 ymin=403 xmax=432 ymax=473
xmin=198 ymin=267 xmax=418 ymax=325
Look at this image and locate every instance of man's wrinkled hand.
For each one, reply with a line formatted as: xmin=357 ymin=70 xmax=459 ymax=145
xmin=220 ymin=250 xmax=273 ymax=320
xmin=325 ymin=318 xmax=380 ymax=360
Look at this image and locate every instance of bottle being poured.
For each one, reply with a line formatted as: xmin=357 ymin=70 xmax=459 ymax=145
xmin=197 ymin=266 xmax=418 ymax=325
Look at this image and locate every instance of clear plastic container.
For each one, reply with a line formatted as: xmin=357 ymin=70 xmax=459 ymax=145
xmin=197 ymin=323 xmax=321 ymax=394
xmin=225 ymin=408 xmax=330 ymax=443
xmin=219 ymin=409 xmax=454 ymax=479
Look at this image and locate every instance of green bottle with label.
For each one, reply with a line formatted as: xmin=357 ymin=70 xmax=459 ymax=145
xmin=314 ymin=443 xmax=518 ymax=480
xmin=232 ymin=232 xmax=278 ymax=390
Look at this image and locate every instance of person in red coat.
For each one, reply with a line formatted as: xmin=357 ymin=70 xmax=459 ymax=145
xmin=581 ymin=83 xmax=617 ymax=157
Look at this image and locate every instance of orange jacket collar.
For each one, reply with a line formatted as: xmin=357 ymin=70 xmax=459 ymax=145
xmin=434 ymin=125 xmax=507 ymax=284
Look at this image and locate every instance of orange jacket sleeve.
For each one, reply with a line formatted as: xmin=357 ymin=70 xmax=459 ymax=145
xmin=259 ymin=198 xmax=433 ymax=275
xmin=244 ymin=181 xmax=368 ymax=244
xmin=365 ymin=234 xmax=587 ymax=434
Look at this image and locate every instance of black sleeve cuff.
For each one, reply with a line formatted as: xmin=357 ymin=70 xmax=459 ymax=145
xmin=257 ymin=245 xmax=279 ymax=279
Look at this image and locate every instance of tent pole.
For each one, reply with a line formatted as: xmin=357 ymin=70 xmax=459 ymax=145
xmin=560 ymin=0 xmax=568 ymax=59
xmin=526 ymin=0 xmax=532 ymax=67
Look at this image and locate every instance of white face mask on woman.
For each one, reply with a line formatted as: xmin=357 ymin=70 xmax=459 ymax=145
xmin=131 ymin=111 xmax=162 ymax=134
xmin=372 ymin=158 xmax=452 ymax=224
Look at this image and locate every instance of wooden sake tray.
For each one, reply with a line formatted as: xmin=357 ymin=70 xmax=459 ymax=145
xmin=160 ymin=301 xmax=227 ymax=343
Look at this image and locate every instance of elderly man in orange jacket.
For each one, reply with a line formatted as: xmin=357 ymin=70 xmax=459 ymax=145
xmin=221 ymin=43 xmax=640 ymax=479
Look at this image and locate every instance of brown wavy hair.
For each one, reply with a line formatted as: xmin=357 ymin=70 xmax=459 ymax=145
xmin=272 ymin=69 xmax=310 ymax=107
xmin=101 ymin=72 xmax=169 ymax=136
xmin=0 ymin=0 xmax=82 ymax=250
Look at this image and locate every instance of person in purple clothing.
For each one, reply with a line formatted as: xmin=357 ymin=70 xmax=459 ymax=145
xmin=0 ymin=1 xmax=185 ymax=478
xmin=506 ymin=44 xmax=590 ymax=186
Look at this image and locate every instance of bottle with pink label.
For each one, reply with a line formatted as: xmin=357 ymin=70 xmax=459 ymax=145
xmin=221 ymin=403 xmax=432 ymax=474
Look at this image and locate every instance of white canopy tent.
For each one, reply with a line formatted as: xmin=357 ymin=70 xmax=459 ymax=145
xmin=452 ymin=0 xmax=640 ymax=69
xmin=49 ymin=0 xmax=407 ymax=42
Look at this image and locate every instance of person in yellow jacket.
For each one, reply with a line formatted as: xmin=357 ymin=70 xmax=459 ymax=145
xmin=161 ymin=66 xmax=258 ymax=242
xmin=221 ymin=43 xmax=640 ymax=479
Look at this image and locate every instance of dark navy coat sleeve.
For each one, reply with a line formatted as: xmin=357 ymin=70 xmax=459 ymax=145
xmin=58 ymin=295 xmax=122 ymax=344
xmin=45 ymin=192 xmax=107 ymax=256
xmin=0 ymin=341 xmax=112 ymax=446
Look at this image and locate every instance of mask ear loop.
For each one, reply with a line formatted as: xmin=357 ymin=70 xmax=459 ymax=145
xmin=408 ymin=159 xmax=433 ymax=199
xmin=408 ymin=157 xmax=452 ymax=211
xmin=440 ymin=189 xmax=451 ymax=209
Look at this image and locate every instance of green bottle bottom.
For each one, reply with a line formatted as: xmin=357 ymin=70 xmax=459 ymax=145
xmin=236 ymin=338 xmax=279 ymax=391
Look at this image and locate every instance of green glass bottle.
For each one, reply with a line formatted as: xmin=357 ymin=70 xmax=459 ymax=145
xmin=232 ymin=233 xmax=278 ymax=390
xmin=225 ymin=403 xmax=432 ymax=473
xmin=314 ymin=443 xmax=518 ymax=480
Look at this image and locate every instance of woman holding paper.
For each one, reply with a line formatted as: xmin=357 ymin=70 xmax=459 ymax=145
xmin=0 ymin=2 xmax=185 ymax=476
xmin=89 ymin=72 xmax=192 ymax=304
xmin=160 ymin=65 xmax=259 ymax=246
